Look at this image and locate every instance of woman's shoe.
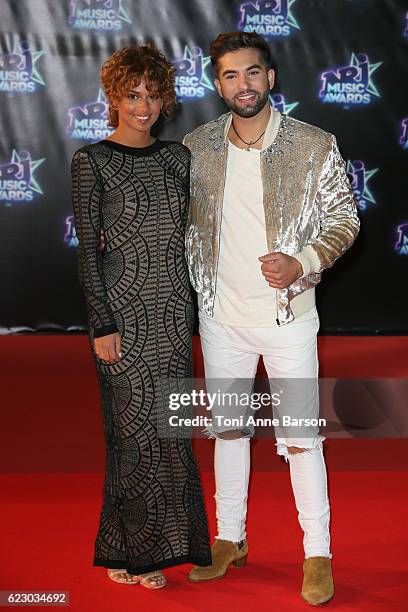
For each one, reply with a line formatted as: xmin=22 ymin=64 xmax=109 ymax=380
xmin=107 ymin=569 xmax=139 ymax=585
xmin=107 ymin=569 xmax=166 ymax=589
xmin=137 ymin=571 xmax=167 ymax=589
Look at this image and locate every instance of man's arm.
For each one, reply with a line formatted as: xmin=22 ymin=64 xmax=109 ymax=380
xmin=260 ymin=134 xmax=359 ymax=288
xmin=293 ymin=134 xmax=360 ymax=276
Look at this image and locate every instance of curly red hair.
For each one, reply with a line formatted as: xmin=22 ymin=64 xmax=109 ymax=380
xmin=100 ymin=43 xmax=176 ymax=127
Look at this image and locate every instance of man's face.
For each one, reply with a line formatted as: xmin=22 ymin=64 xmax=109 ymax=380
xmin=214 ymin=48 xmax=275 ymax=118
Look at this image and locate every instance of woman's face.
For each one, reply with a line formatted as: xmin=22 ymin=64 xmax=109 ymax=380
xmin=116 ymin=76 xmax=162 ymax=134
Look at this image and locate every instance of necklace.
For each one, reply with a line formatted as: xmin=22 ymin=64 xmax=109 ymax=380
xmin=231 ymin=121 xmax=266 ymax=151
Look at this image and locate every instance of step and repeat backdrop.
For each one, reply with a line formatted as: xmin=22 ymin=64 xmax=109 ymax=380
xmin=0 ymin=0 xmax=407 ymax=334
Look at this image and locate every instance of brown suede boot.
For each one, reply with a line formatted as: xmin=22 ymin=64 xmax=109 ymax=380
xmin=188 ymin=539 xmax=248 ymax=582
xmin=301 ymin=556 xmax=334 ymax=605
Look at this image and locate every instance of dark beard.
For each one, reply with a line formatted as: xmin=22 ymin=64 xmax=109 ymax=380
xmin=226 ymin=89 xmax=270 ymax=118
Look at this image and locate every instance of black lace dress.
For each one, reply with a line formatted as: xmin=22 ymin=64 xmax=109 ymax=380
xmin=71 ymin=139 xmax=211 ymax=574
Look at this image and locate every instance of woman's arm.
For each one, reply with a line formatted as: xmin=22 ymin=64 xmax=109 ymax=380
xmin=71 ymin=149 xmax=120 ymax=363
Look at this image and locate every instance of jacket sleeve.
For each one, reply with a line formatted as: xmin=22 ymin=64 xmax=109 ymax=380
xmin=293 ymin=135 xmax=360 ymax=275
xmin=71 ymin=149 xmax=118 ymax=338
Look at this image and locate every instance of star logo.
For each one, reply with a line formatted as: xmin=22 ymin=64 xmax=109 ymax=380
xmin=114 ymin=0 xmax=131 ymax=24
xmin=270 ymin=93 xmax=299 ymax=115
xmin=173 ymin=46 xmax=214 ymax=99
xmin=238 ymin=0 xmax=300 ymax=36
xmin=11 ymin=150 xmax=45 ymax=194
xmin=350 ymin=52 xmax=382 ymax=97
xmin=68 ymin=0 xmax=131 ymax=28
xmin=319 ymin=53 xmax=382 ymax=106
xmin=0 ymin=150 xmax=45 ymax=206
xmin=0 ymin=37 xmax=44 ymax=87
xmin=67 ymin=89 xmax=113 ymax=141
xmin=67 ymin=89 xmax=108 ymax=128
xmin=96 ymin=88 xmax=108 ymax=105
xmin=284 ymin=0 xmax=299 ymax=29
xmin=174 ymin=47 xmax=214 ymax=90
xmin=347 ymin=160 xmax=378 ymax=211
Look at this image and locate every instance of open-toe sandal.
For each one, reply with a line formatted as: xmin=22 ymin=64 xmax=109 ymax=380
xmin=107 ymin=569 xmax=139 ymax=585
xmin=137 ymin=571 xmax=166 ymax=589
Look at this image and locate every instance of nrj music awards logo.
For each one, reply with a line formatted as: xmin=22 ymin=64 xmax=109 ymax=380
xmin=66 ymin=90 xmax=113 ymax=141
xmin=270 ymin=93 xmax=299 ymax=115
xmin=68 ymin=0 xmax=131 ymax=31
xmin=64 ymin=215 xmax=79 ymax=247
xmin=0 ymin=39 xmax=44 ymax=93
xmin=0 ymin=150 xmax=45 ymax=206
xmin=319 ymin=53 xmax=382 ymax=107
xmin=399 ymin=118 xmax=408 ymax=149
xmin=347 ymin=160 xmax=378 ymax=212
xmin=173 ymin=47 xmax=214 ymax=99
xmin=394 ymin=223 xmax=408 ymax=255
xmin=238 ymin=0 xmax=300 ymax=37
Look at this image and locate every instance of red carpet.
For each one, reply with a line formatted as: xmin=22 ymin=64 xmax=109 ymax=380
xmin=1 ymin=335 xmax=407 ymax=610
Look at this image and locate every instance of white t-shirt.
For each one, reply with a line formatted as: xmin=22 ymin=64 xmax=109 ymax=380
xmin=211 ymin=141 xmax=278 ymax=326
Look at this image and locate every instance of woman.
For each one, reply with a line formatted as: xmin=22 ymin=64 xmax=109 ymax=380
xmin=71 ymin=43 xmax=211 ymax=589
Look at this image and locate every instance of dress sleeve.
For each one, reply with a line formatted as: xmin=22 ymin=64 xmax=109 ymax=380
xmin=71 ymin=149 xmax=118 ymax=338
xmin=182 ymin=145 xmax=191 ymax=214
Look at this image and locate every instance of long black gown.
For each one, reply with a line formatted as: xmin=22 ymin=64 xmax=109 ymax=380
xmin=71 ymin=139 xmax=211 ymax=574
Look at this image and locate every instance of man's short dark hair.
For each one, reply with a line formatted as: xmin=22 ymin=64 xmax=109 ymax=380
xmin=210 ymin=31 xmax=275 ymax=74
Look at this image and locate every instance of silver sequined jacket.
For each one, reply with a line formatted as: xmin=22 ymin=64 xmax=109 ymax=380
xmin=184 ymin=111 xmax=360 ymax=325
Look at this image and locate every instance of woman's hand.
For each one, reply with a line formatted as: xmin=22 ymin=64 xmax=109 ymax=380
xmin=94 ymin=332 xmax=121 ymax=363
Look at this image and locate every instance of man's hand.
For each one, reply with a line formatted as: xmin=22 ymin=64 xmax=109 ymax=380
xmin=258 ymin=252 xmax=303 ymax=289
xmin=94 ymin=332 xmax=121 ymax=363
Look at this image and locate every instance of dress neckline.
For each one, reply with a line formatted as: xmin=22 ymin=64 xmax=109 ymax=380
xmin=101 ymin=139 xmax=165 ymax=155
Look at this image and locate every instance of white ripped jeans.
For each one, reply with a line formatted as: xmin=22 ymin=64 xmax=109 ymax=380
xmin=199 ymin=307 xmax=332 ymax=560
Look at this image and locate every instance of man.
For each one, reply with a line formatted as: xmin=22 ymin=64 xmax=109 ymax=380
xmin=182 ymin=32 xmax=359 ymax=605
